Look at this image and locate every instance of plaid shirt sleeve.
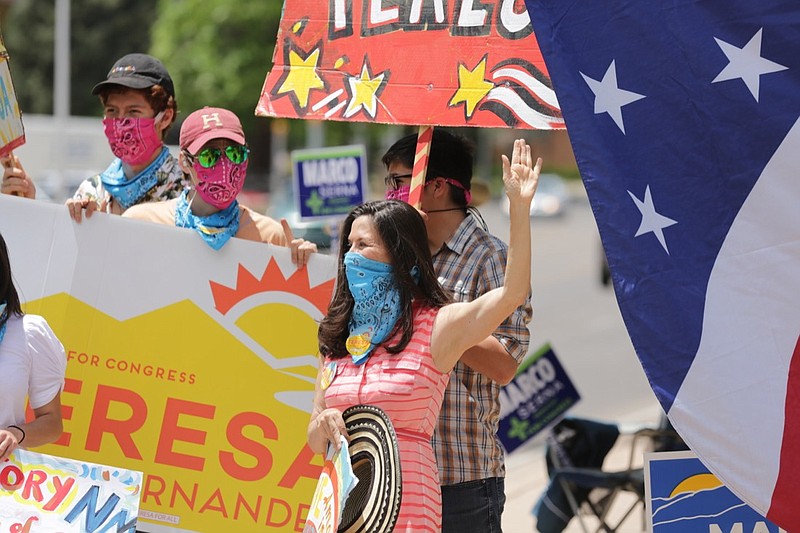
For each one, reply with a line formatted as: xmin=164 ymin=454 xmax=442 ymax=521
xmin=476 ymin=244 xmax=532 ymax=364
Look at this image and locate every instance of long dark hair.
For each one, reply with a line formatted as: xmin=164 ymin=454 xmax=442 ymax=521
xmin=318 ymin=201 xmax=451 ymax=358
xmin=0 ymin=232 xmax=23 ymax=327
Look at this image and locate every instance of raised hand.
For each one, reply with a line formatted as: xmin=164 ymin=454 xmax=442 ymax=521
xmin=501 ymin=138 xmax=542 ymax=211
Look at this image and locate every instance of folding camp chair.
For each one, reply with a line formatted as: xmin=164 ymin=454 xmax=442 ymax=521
xmin=534 ymin=416 xmax=686 ymax=533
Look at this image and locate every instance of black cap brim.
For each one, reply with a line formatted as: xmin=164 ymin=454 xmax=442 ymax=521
xmin=91 ymin=77 xmax=161 ymax=96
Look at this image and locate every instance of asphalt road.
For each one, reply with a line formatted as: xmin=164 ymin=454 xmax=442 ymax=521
xmin=477 ymin=188 xmax=662 ymax=532
xmin=480 ymin=188 xmax=659 ymax=421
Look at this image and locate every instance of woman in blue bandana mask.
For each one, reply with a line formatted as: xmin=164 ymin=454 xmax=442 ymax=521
xmin=308 ymin=139 xmax=541 ymax=532
xmin=0 ymin=232 xmax=67 ymax=462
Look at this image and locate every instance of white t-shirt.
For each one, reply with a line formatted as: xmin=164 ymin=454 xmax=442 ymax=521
xmin=0 ymin=314 xmax=67 ymax=427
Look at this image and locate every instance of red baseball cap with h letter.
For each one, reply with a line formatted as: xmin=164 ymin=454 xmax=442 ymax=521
xmin=179 ymin=107 xmax=246 ymax=154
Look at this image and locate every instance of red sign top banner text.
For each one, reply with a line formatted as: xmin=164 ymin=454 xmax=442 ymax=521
xmin=257 ymin=0 xmax=564 ymax=129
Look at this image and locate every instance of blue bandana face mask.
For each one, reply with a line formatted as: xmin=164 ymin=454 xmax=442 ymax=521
xmin=0 ymin=302 xmax=7 ymax=344
xmin=175 ymin=190 xmax=241 ymax=250
xmin=344 ymin=252 xmax=402 ymax=364
xmin=343 ymin=252 xmax=419 ymax=364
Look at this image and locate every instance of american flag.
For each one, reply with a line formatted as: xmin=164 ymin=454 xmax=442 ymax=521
xmin=525 ymin=1 xmax=800 ymax=528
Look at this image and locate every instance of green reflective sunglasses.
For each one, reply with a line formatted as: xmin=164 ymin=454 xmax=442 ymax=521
xmin=189 ymin=144 xmax=249 ymax=168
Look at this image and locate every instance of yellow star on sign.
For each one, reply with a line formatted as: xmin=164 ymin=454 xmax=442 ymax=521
xmin=449 ymin=56 xmax=494 ymax=118
xmin=275 ymin=47 xmax=325 ymax=110
xmin=344 ymin=61 xmax=386 ymax=119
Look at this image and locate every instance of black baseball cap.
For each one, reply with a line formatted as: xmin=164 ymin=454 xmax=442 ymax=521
xmin=91 ymin=53 xmax=175 ymax=98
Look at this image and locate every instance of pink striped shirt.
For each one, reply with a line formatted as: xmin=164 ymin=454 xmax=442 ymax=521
xmin=325 ymin=304 xmax=449 ymax=532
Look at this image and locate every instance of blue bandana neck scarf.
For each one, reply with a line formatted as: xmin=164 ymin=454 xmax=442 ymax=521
xmin=99 ymin=146 xmax=169 ymax=210
xmin=0 ymin=302 xmax=7 ymax=344
xmin=344 ymin=252 xmax=420 ymax=365
xmin=175 ymin=190 xmax=241 ymax=251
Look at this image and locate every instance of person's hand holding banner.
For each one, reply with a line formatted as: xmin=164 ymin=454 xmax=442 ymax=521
xmin=281 ymin=218 xmax=318 ymax=268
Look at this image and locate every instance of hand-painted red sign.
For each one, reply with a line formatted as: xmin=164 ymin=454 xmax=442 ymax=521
xmin=257 ymin=0 xmax=564 ymax=129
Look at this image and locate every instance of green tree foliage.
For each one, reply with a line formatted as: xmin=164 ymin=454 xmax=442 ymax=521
xmin=2 ymin=0 xmax=157 ymax=117
xmin=1 ymin=0 xmax=55 ymax=115
xmin=150 ymin=0 xmax=283 ymax=186
xmin=150 ymin=1 xmax=282 ymax=134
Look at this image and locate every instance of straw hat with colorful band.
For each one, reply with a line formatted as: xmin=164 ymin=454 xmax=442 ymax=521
xmin=338 ymin=405 xmax=402 ymax=533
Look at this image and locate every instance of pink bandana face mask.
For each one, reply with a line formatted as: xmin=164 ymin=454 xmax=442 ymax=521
xmin=193 ymin=158 xmax=248 ymax=209
xmin=102 ymin=112 xmax=164 ymax=166
xmin=385 ymin=184 xmax=411 ymax=203
xmin=384 ymin=178 xmax=472 ymax=205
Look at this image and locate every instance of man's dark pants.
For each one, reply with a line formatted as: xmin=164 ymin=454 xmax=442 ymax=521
xmin=441 ymin=477 xmax=506 ymax=533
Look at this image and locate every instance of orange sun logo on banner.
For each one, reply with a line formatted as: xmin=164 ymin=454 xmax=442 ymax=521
xmin=211 ymin=259 xmax=333 ymax=316
xmin=257 ymin=1 xmax=564 ymax=129
xmin=209 ymin=258 xmax=335 ymax=386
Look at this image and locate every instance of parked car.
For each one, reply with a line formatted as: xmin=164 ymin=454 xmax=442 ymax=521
xmin=501 ymin=173 xmax=570 ymax=217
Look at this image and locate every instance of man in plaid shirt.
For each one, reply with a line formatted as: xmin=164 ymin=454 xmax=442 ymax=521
xmin=383 ymin=129 xmax=532 ymax=533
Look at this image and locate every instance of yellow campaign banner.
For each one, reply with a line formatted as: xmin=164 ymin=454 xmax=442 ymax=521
xmin=0 ymin=33 xmax=25 ymax=157
xmin=0 ymin=195 xmax=337 ymax=532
